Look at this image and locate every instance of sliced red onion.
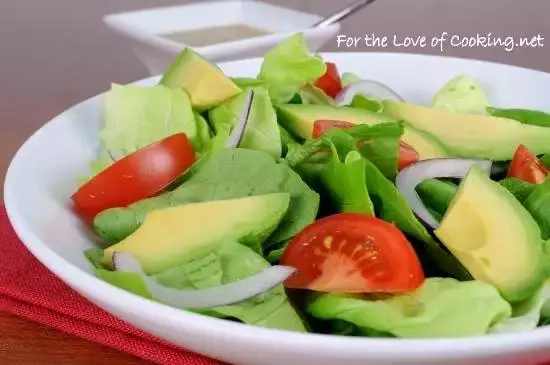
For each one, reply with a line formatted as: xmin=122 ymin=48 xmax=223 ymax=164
xmin=225 ymin=89 xmax=254 ymax=148
xmin=112 ymin=252 xmax=295 ymax=309
xmin=396 ymin=159 xmax=493 ymax=229
xmin=334 ymin=80 xmax=404 ymax=106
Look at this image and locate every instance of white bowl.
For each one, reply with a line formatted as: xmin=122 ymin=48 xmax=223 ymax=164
xmin=5 ymin=53 xmax=550 ymax=365
xmin=104 ymin=1 xmax=340 ymax=75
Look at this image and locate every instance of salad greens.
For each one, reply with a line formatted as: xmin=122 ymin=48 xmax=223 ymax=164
xmin=308 ymin=278 xmax=511 ymax=338
xmin=76 ymin=32 xmax=550 ymax=339
xmin=258 ymin=33 xmax=326 ymax=104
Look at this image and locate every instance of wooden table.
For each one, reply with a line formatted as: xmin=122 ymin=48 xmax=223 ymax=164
xmin=1 ymin=0 xmax=549 ymax=363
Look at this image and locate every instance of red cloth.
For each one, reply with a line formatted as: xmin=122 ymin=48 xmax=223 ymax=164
xmin=0 ymin=205 xmax=224 ymax=365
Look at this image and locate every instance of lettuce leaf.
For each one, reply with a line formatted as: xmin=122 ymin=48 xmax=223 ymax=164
xmin=432 ymin=75 xmax=489 ymax=114
xmin=209 ymin=86 xmax=282 ymax=158
xmin=96 ymin=241 xmax=307 ymax=332
xmin=258 ymin=33 xmax=326 ymax=104
xmin=101 ymin=84 xmax=197 ymax=159
xmin=524 ymin=178 xmax=550 ymax=240
xmin=94 ymin=149 xmax=319 ymax=246
xmin=308 ymin=278 xmax=511 ymax=338
xmin=320 ymin=148 xmax=374 ymax=215
xmin=491 ymin=279 xmax=550 ymax=333
xmin=487 ymin=107 xmax=550 ymax=128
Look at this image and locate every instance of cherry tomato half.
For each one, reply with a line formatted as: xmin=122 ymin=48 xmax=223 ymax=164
xmin=314 ymin=62 xmax=343 ymax=99
xmin=508 ymin=144 xmax=548 ymax=184
xmin=312 ymin=120 xmax=419 ymax=171
xmin=72 ymin=133 xmax=196 ymax=222
xmin=281 ymin=213 xmax=425 ymax=293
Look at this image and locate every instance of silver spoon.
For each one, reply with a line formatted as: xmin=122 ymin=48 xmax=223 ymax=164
xmin=313 ymin=0 xmax=381 ymax=27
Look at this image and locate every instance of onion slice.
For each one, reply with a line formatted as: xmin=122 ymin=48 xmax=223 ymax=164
xmin=334 ymin=80 xmax=404 ymax=106
xmin=112 ymin=252 xmax=295 ymax=309
xmin=396 ymin=159 xmax=493 ymax=229
xmin=225 ymin=89 xmax=254 ymax=148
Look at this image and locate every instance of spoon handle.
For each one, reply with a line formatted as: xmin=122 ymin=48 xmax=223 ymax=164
xmin=313 ymin=0 xmax=380 ymax=27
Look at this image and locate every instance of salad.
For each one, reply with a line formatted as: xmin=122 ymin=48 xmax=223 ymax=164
xmin=74 ymin=33 xmax=550 ymax=339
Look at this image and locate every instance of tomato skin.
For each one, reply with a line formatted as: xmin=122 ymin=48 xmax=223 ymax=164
xmin=398 ymin=142 xmax=420 ymax=170
xmin=314 ymin=62 xmax=343 ymax=99
xmin=281 ymin=213 xmax=425 ymax=293
xmin=312 ymin=120 xmax=420 ymax=170
xmin=72 ymin=133 xmax=196 ymax=222
xmin=508 ymin=144 xmax=548 ymax=184
xmin=312 ymin=120 xmax=354 ymax=138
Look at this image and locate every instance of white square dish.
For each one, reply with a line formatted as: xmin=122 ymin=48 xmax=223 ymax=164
xmin=104 ymin=1 xmax=340 ymax=75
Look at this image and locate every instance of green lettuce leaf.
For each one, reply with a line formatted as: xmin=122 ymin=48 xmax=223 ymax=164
xmin=94 ymin=149 xmax=319 ymax=247
xmin=258 ymin=33 xmax=326 ymax=104
xmin=487 ymin=107 xmax=550 ymax=128
xmin=97 ymin=241 xmax=306 ymax=332
xmin=491 ymin=279 xmax=550 ymax=333
xmin=101 ymin=84 xmax=197 ymax=158
xmin=524 ymin=178 xmax=550 ymax=239
xmin=286 ymin=122 xmax=403 ymax=181
xmin=432 ymin=75 xmax=489 ymax=114
xmin=193 ymin=112 xmax=213 ymax=152
xmin=231 ymin=77 xmax=268 ymax=88
xmin=416 ymin=179 xmax=458 ymax=220
xmin=320 ymin=148 xmax=374 ymax=215
xmin=209 ymin=86 xmax=282 ymax=158
xmin=308 ymin=278 xmax=511 ymax=338
xmin=499 ymin=177 xmax=536 ymax=204
xmin=540 ymin=154 xmax=550 ymax=168
xmin=341 ymin=72 xmax=361 ymax=87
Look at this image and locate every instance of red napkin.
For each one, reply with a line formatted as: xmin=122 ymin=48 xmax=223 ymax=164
xmin=0 ymin=204 xmax=225 ymax=365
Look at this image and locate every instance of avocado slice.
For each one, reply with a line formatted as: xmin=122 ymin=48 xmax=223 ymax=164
xmin=160 ymin=48 xmax=241 ymax=111
xmin=277 ymin=104 xmax=448 ymax=160
xmin=434 ymin=165 xmax=546 ymax=303
xmin=384 ymin=100 xmax=550 ymax=160
xmin=102 ymin=193 xmax=290 ymax=274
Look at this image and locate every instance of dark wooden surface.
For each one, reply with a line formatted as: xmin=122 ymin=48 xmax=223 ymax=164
xmin=0 ymin=0 xmax=549 ymax=363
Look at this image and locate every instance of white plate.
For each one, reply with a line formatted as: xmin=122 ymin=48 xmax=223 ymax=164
xmin=104 ymin=1 xmax=339 ymax=75
xmin=5 ymin=53 xmax=550 ymax=365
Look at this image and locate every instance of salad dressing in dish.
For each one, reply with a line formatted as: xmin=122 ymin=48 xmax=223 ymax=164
xmin=161 ymin=24 xmax=271 ymax=47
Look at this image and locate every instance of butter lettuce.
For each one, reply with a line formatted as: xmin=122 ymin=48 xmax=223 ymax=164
xmin=524 ymin=178 xmax=550 ymax=239
xmin=432 ymin=75 xmax=489 ymax=114
xmin=308 ymin=278 xmax=511 ymax=338
xmin=320 ymin=148 xmax=374 ymax=215
xmin=101 ymin=84 xmax=197 ymax=158
xmin=258 ymin=33 xmax=326 ymax=104
xmin=94 ymin=241 xmax=307 ymax=332
xmin=209 ymin=86 xmax=282 ymax=158
xmin=491 ymin=279 xmax=550 ymax=333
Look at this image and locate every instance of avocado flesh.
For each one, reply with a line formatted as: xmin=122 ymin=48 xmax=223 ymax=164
xmin=102 ymin=193 xmax=290 ymax=274
xmin=384 ymin=100 xmax=550 ymax=160
xmin=435 ymin=166 xmax=546 ymax=303
xmin=160 ymin=48 xmax=241 ymax=111
xmin=277 ymin=104 xmax=448 ymax=160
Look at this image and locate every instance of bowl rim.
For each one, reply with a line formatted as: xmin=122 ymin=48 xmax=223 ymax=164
xmin=5 ymin=51 xmax=550 ymax=359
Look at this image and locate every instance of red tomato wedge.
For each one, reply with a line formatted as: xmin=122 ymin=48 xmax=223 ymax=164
xmin=508 ymin=144 xmax=548 ymax=184
xmin=72 ymin=133 xmax=196 ymax=223
xmin=314 ymin=62 xmax=343 ymax=99
xmin=312 ymin=120 xmax=420 ymax=170
xmin=281 ymin=213 xmax=425 ymax=293
xmin=312 ymin=119 xmax=354 ymax=138
xmin=398 ymin=141 xmax=420 ymax=170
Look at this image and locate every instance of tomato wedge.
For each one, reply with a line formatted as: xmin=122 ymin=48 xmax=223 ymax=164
xmin=314 ymin=62 xmax=343 ymax=99
xmin=72 ymin=133 xmax=196 ymax=223
xmin=312 ymin=119 xmax=354 ymax=138
xmin=281 ymin=213 xmax=425 ymax=293
xmin=398 ymin=142 xmax=420 ymax=170
xmin=508 ymin=144 xmax=548 ymax=184
xmin=312 ymin=120 xmax=419 ymax=170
